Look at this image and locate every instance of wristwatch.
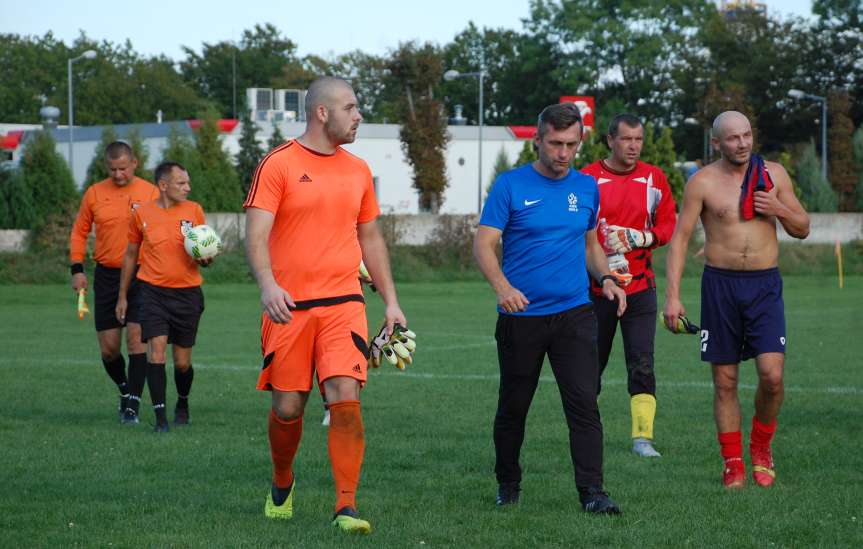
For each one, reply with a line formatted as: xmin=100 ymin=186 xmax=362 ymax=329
xmin=599 ymin=274 xmax=617 ymax=287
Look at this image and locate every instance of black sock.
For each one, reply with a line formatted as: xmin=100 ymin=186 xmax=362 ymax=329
xmin=127 ymin=353 xmax=147 ymax=413
xmin=102 ymin=356 xmax=128 ymax=394
xmin=174 ymin=365 xmax=194 ymax=408
xmin=147 ymin=362 xmax=167 ymax=422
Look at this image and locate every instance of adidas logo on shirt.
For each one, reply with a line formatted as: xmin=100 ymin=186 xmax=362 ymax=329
xmin=299 ymin=173 xmax=312 ymax=183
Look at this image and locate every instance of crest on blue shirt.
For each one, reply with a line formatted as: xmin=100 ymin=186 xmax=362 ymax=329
xmin=568 ymin=193 xmax=578 ymax=212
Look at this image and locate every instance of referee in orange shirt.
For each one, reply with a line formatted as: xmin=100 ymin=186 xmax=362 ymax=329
xmin=117 ymin=161 xmax=212 ymax=433
xmin=69 ymin=142 xmax=158 ymax=423
xmin=245 ymin=76 xmax=406 ymax=534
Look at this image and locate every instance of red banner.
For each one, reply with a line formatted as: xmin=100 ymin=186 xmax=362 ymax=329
xmin=559 ymin=96 xmax=596 ymax=133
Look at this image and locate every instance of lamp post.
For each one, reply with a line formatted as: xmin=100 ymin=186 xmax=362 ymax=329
xmin=684 ymin=117 xmax=710 ymax=164
xmin=67 ymin=50 xmax=97 ymax=182
xmin=788 ymin=89 xmax=828 ymax=181
xmin=444 ymin=54 xmax=485 ymax=215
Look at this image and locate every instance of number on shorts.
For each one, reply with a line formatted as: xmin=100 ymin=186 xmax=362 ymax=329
xmin=700 ymin=329 xmax=709 ymax=352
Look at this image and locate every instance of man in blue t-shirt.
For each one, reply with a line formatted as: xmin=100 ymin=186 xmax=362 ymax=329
xmin=474 ymin=103 xmax=627 ymax=515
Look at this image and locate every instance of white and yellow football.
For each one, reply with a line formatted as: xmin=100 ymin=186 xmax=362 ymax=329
xmin=183 ymin=224 xmax=223 ymax=260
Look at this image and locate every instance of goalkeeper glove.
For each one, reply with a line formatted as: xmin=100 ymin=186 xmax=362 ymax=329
xmin=606 ymin=226 xmax=655 ymax=254
xmin=369 ymin=323 xmax=417 ymax=370
xmin=358 ymin=261 xmax=376 ymax=292
xmin=662 ymin=313 xmax=700 ymax=335
xmin=607 ymin=253 xmax=633 ymax=287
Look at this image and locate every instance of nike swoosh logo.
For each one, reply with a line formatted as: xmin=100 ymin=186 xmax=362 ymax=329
xmin=524 ymin=199 xmax=542 ymax=206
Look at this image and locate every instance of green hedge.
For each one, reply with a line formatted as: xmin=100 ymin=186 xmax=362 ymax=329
xmin=1 ymin=241 xmax=860 ymax=285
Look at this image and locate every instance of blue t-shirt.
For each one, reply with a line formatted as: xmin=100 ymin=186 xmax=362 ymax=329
xmin=479 ymin=163 xmax=599 ymax=316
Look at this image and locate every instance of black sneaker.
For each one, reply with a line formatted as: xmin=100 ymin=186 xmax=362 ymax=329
xmin=174 ymin=402 xmax=190 ymax=426
xmin=118 ymin=395 xmax=129 ymax=421
xmin=121 ymin=408 xmax=140 ymax=425
xmin=579 ymin=487 xmax=621 ymax=515
xmin=496 ymin=482 xmax=520 ymax=506
xmin=154 ymin=420 xmax=170 ymax=433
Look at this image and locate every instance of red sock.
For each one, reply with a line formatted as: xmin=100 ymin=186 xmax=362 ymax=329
xmin=328 ymin=400 xmax=365 ymax=512
xmin=718 ymin=431 xmax=743 ymax=461
xmin=751 ymin=417 xmax=777 ymax=448
xmin=268 ymin=408 xmax=302 ymax=488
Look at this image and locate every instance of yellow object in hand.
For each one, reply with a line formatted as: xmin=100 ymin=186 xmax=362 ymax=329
xmin=77 ymin=288 xmax=90 ymax=320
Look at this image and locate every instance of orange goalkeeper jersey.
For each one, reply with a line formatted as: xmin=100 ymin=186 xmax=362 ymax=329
xmin=69 ymin=177 xmax=159 ymax=267
xmin=128 ymin=200 xmax=205 ymax=288
xmin=243 ymin=140 xmax=380 ymax=301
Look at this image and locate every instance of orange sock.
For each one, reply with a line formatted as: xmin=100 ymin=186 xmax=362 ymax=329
xmin=268 ymin=408 xmax=302 ymax=488
xmin=328 ymin=400 xmax=365 ymax=512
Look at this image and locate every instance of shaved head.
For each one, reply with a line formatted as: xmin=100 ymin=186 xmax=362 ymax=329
xmin=712 ymin=111 xmax=751 ymax=140
xmin=304 ymin=76 xmax=354 ymax=119
xmin=711 ymin=110 xmax=754 ymax=166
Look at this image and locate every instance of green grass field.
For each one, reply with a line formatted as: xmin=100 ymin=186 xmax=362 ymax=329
xmin=1 ymin=277 xmax=861 ymax=547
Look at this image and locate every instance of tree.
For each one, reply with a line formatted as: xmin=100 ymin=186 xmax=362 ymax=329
xmin=0 ymin=164 xmax=37 ymax=230
xmin=19 ymin=131 xmax=79 ymax=225
xmin=126 ymin=127 xmax=153 ymax=182
xmin=388 ymin=42 xmax=450 ymax=212
xmin=854 ymin=125 xmax=863 ymax=210
xmin=796 ymin=141 xmax=839 ymax=211
xmin=236 ymin=114 xmax=265 ymax=196
xmin=84 ymin=126 xmax=119 ymax=188
xmin=515 ymin=140 xmax=537 ymax=166
xmin=574 ymin=131 xmax=607 ymax=169
xmin=192 ymin=115 xmax=244 ymax=212
xmin=180 ymin=24 xmax=303 ymax=117
xmin=268 ymin=123 xmax=286 ymax=151
xmin=487 ymin=147 xmax=512 ymax=195
xmin=827 ymin=90 xmax=858 ymax=210
xmin=654 ymin=127 xmax=686 ymax=204
xmin=160 ymin=125 xmax=199 ymax=171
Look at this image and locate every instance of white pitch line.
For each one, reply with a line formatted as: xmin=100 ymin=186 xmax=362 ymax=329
xmin=2 ymin=356 xmax=860 ymax=396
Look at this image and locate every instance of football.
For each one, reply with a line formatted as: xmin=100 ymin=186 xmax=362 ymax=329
xmin=183 ymin=224 xmax=222 ymax=260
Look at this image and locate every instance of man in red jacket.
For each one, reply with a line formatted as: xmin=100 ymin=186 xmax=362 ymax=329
xmin=581 ymin=114 xmax=677 ymax=458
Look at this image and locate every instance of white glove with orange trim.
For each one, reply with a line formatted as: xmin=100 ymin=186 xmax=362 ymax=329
xmin=369 ymin=323 xmax=417 ymax=370
xmin=606 ymin=226 xmax=654 ymax=254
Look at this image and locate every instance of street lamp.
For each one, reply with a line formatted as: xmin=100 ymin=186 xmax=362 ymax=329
xmin=684 ymin=117 xmax=711 ymax=164
xmin=788 ymin=89 xmax=828 ymax=181
xmin=68 ymin=50 xmax=97 ymax=183
xmin=444 ymin=57 xmax=485 ymax=215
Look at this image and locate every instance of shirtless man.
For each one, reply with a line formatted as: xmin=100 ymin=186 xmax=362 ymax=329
xmin=663 ymin=111 xmax=809 ymax=489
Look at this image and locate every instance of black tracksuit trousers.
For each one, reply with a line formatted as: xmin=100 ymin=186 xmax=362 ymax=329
xmin=493 ymin=303 xmax=604 ymax=491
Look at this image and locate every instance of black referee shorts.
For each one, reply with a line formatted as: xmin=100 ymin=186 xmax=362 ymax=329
xmin=137 ymin=281 xmax=205 ymax=348
xmin=93 ymin=263 xmax=142 ymax=332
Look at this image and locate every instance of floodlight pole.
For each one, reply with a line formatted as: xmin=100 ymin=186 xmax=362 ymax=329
xmin=788 ymin=89 xmax=828 ymax=181
xmin=444 ymin=51 xmax=486 ymax=214
xmin=67 ymin=50 xmax=97 ymax=183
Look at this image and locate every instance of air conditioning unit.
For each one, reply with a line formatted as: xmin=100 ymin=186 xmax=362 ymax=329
xmin=247 ymin=88 xmax=273 ymax=112
xmin=275 ymin=89 xmax=306 ymax=120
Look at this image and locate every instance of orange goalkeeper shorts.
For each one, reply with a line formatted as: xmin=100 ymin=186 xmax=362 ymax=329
xmin=257 ymin=299 xmax=369 ymax=392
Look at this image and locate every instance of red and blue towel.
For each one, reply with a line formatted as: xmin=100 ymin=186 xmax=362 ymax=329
xmin=740 ymin=154 xmax=774 ymax=220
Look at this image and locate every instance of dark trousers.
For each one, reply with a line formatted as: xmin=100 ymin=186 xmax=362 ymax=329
xmin=593 ymin=288 xmax=657 ymax=396
xmin=493 ymin=304 xmax=604 ymax=490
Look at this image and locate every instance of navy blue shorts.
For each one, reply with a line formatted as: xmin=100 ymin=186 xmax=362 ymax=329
xmin=700 ymin=265 xmax=786 ymax=364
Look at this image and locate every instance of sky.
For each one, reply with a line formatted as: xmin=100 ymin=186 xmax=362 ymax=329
xmin=1 ymin=0 xmax=815 ymax=61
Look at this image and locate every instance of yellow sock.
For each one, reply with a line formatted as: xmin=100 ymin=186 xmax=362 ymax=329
xmin=630 ymin=394 xmax=657 ymax=439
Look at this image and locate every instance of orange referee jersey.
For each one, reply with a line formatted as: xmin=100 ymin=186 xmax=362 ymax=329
xmin=243 ymin=140 xmax=380 ymax=301
xmin=128 ymin=200 xmax=205 ymax=288
xmin=70 ymin=177 xmax=160 ymax=267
